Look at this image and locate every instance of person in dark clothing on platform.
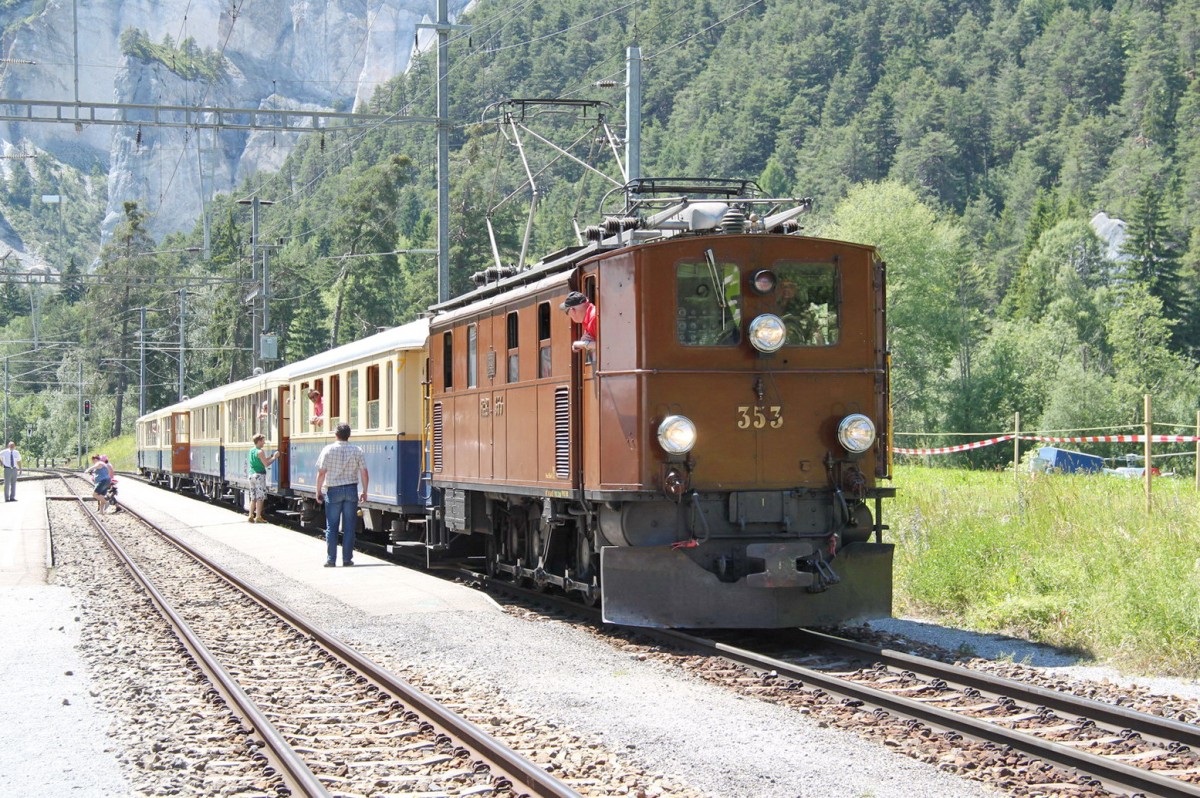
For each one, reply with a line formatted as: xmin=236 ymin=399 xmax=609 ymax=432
xmin=1 ymin=442 xmax=21 ymax=502
xmin=314 ymin=423 xmax=369 ymax=567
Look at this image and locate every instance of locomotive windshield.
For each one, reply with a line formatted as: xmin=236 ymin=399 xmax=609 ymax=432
xmin=775 ymin=262 xmax=839 ymax=346
xmin=676 ymin=259 xmax=742 ymax=346
xmin=674 ymin=259 xmax=840 ymax=347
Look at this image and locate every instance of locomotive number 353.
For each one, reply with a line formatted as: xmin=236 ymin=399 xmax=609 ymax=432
xmin=737 ymin=405 xmax=783 ymax=429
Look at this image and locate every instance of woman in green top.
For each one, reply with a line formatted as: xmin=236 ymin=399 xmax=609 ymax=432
xmin=248 ymin=433 xmax=280 ymax=523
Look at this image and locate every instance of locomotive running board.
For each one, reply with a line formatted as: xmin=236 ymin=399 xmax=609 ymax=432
xmin=600 ymin=542 xmax=894 ymax=629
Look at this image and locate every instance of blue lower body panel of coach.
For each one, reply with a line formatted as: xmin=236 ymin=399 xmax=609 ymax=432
xmin=190 ymin=443 xmax=223 ymax=481
xmin=290 ymin=436 xmax=422 ymax=509
xmin=225 ymin=444 xmax=281 ymax=491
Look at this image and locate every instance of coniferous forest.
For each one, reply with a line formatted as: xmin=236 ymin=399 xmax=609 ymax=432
xmin=2 ymin=0 xmax=1199 ymax=469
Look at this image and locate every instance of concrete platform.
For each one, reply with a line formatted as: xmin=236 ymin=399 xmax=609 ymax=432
xmin=117 ymin=477 xmax=500 ymax=616
xmin=0 ymin=477 xmax=50 ymax=587
xmin=0 ymin=471 xmax=498 ymax=797
xmin=0 ymin=476 xmax=130 ymax=796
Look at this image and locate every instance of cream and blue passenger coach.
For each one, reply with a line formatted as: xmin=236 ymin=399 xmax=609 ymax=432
xmin=284 ymin=318 xmax=430 ymax=535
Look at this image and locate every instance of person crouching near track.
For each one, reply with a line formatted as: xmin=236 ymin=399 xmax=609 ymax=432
xmin=86 ymin=454 xmax=113 ymax=514
xmin=248 ymin=433 xmax=281 ymax=523
xmin=314 ymin=422 xmax=369 ymax=567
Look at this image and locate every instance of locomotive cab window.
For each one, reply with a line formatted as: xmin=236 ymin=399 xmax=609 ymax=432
xmin=776 ymin=262 xmax=840 ymax=346
xmin=442 ymin=332 xmax=453 ymax=390
xmin=537 ymin=302 xmax=551 ymax=378
xmin=506 ymin=311 xmax=519 ymax=383
xmin=467 ymin=324 xmax=478 ymax=388
xmin=676 ymin=259 xmax=742 ymax=346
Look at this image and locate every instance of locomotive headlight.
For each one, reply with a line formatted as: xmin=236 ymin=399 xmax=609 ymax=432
xmin=837 ymin=414 xmax=877 ymax=454
xmin=657 ymin=415 xmax=697 ymax=455
xmin=748 ymin=314 xmax=786 ymax=353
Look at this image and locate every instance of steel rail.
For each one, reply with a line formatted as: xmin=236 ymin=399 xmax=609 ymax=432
xmin=468 ymin=577 xmax=1200 ymax=797
xmin=52 ymin=480 xmax=330 ymax=798
xmin=655 ymin=627 xmax=1200 ymax=798
xmin=794 ymin=627 xmax=1200 ymax=750
xmin=112 ymin=496 xmax=582 ymax=798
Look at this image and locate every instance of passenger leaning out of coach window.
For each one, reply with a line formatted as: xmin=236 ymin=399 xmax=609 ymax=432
xmin=308 ymin=389 xmax=324 ymax=427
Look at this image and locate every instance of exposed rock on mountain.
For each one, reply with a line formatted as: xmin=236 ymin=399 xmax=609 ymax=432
xmin=0 ymin=0 xmax=465 ymax=247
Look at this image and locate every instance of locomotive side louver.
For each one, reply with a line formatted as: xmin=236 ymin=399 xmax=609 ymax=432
xmin=432 ymin=402 xmax=444 ymax=472
xmin=554 ymin=387 xmax=570 ymax=479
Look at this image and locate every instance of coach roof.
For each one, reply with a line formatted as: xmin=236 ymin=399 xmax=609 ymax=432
xmin=285 ymin=317 xmax=429 ymax=380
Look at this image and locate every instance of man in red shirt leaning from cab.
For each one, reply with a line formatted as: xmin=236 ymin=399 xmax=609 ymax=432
xmin=561 ymin=291 xmax=597 ymax=355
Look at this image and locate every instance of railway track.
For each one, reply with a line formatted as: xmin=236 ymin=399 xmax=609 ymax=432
xmin=51 ymin=474 xmax=580 ymax=798
xmin=482 ymin=578 xmax=1200 ymax=798
xmin=125 ymin=471 xmax=1200 ymax=796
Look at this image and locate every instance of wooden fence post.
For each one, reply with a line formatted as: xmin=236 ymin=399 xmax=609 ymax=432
xmin=1013 ymin=411 xmax=1021 ymax=479
xmin=1144 ymin=394 xmax=1152 ymax=517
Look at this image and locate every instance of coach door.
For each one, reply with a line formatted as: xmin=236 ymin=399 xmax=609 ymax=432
xmin=276 ymin=385 xmax=291 ymax=489
xmin=171 ymin=412 xmax=191 ymax=475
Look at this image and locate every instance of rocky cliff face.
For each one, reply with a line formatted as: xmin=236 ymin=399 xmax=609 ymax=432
xmin=0 ymin=0 xmax=465 ymax=247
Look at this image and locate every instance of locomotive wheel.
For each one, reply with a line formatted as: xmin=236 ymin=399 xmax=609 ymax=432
xmin=484 ymin=536 xmax=499 ymax=578
xmin=572 ymin=527 xmax=595 ymax=582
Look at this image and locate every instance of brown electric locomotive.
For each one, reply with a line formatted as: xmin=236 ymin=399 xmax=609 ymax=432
xmin=428 ymin=178 xmax=893 ymax=628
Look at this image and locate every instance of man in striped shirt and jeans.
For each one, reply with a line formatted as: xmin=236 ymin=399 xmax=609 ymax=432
xmin=315 ymin=423 xmax=369 ymax=567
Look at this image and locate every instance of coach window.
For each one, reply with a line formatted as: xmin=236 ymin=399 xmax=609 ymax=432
xmin=538 ymin=302 xmax=551 ymax=378
xmin=231 ymin=399 xmax=244 ymax=442
xmin=329 ymin=375 xmax=342 ymax=425
xmin=506 ymin=311 xmax=519 ymax=382
xmin=385 ymin=361 xmax=394 ymax=428
xmin=367 ymin=364 xmax=381 ymax=429
xmin=775 ymin=261 xmax=840 ymax=346
xmin=254 ymin=390 xmax=269 ymax=435
xmin=676 ymin=258 xmax=742 ymax=346
xmin=348 ymin=369 xmax=360 ymax=428
xmin=443 ymin=332 xmax=453 ymax=390
xmin=242 ymin=396 xmax=253 ymax=441
xmin=467 ymin=324 xmax=478 ymax=388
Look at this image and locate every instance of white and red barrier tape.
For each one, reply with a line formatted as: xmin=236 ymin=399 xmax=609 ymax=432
xmin=893 ymin=434 xmax=1200 ymax=456
xmin=892 ymin=435 xmax=1015 ymax=455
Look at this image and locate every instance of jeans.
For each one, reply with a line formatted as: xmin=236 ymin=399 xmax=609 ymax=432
xmin=324 ymin=484 xmax=358 ymax=564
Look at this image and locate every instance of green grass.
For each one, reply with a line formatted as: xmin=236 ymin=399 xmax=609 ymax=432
xmin=889 ymin=465 xmax=1200 ymax=676
xmin=89 ymin=433 xmax=136 ymax=473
